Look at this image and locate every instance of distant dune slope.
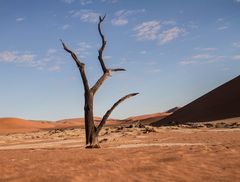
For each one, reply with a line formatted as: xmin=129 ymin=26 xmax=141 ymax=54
xmin=124 ymin=112 xmax=171 ymax=125
xmin=152 ymin=75 xmax=240 ymax=126
xmin=0 ymin=118 xmax=54 ymax=134
xmin=55 ymin=117 xmax=119 ymax=128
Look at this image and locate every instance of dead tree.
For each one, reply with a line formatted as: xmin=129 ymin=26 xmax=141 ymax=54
xmin=61 ymin=15 xmax=138 ymax=148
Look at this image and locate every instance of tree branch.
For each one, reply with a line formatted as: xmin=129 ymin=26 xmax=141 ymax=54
xmin=90 ymin=71 xmax=110 ymax=95
xmin=109 ymin=68 xmax=126 ymax=72
xmin=96 ymin=93 xmax=139 ymax=135
xmin=60 ymin=39 xmax=90 ymax=91
xmin=98 ymin=15 xmax=107 ymax=73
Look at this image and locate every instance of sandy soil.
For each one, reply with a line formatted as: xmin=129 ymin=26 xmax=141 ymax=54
xmin=0 ymin=121 xmax=240 ymax=182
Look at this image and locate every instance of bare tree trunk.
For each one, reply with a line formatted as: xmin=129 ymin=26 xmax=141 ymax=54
xmin=84 ymin=91 xmax=100 ymax=148
xmin=61 ymin=15 xmax=138 ymax=148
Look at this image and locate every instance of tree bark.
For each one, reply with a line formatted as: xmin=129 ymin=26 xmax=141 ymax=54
xmin=84 ymin=91 xmax=100 ymax=148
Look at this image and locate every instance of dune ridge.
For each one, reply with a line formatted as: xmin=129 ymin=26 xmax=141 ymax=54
xmin=152 ymin=75 xmax=240 ymax=126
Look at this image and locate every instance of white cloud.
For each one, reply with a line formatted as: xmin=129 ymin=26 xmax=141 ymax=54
xmin=194 ymin=47 xmax=217 ymax=51
xmin=232 ymin=55 xmax=240 ymax=60
xmin=140 ymin=50 xmax=147 ymax=54
xmin=217 ymin=26 xmax=228 ymax=30
xmin=187 ymin=21 xmax=199 ymax=29
xmin=162 ymin=20 xmax=176 ymax=25
xmin=180 ymin=60 xmax=197 ymax=65
xmin=63 ymin=0 xmax=75 ymax=4
xmin=192 ymin=54 xmax=212 ymax=59
xmin=158 ymin=27 xmax=185 ymax=45
xmin=49 ymin=65 xmax=61 ymax=72
xmin=47 ymin=48 xmax=57 ymax=55
xmin=150 ymin=68 xmax=161 ymax=73
xmin=103 ymin=55 xmax=112 ymax=60
xmin=16 ymin=17 xmax=25 ymax=22
xmin=233 ymin=42 xmax=240 ymax=48
xmin=80 ymin=0 xmax=92 ymax=5
xmin=111 ymin=9 xmax=145 ymax=26
xmin=134 ymin=20 xmax=185 ymax=45
xmin=134 ymin=21 xmax=161 ymax=40
xmin=62 ymin=24 xmax=71 ymax=30
xmin=180 ymin=54 xmax=226 ymax=65
xmin=223 ymin=67 xmax=230 ymax=72
xmin=0 ymin=49 xmax=65 ymax=71
xmin=217 ymin=18 xmax=224 ymax=22
xmin=71 ymin=10 xmax=100 ymax=23
xmin=101 ymin=0 xmax=118 ymax=3
xmin=235 ymin=0 xmax=240 ymax=2
xmin=111 ymin=18 xmax=128 ymax=26
xmin=0 ymin=51 xmax=35 ymax=63
xmin=76 ymin=42 xmax=92 ymax=54
xmin=115 ymin=9 xmax=145 ymax=17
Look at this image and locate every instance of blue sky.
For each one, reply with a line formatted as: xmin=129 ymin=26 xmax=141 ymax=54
xmin=0 ymin=0 xmax=240 ymax=121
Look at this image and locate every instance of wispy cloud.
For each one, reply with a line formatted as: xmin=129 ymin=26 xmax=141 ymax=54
xmin=217 ymin=26 xmax=228 ymax=30
xmin=62 ymin=24 xmax=71 ymax=30
xmin=233 ymin=41 xmax=240 ymax=48
xmin=134 ymin=21 xmax=161 ymax=41
xmin=101 ymin=0 xmax=118 ymax=3
xmin=111 ymin=9 xmax=145 ymax=26
xmin=71 ymin=10 xmax=100 ymax=23
xmin=16 ymin=17 xmax=25 ymax=22
xmin=134 ymin=20 xmax=185 ymax=45
xmin=222 ymin=67 xmax=230 ymax=72
xmin=149 ymin=68 xmax=161 ymax=73
xmin=49 ymin=65 xmax=61 ymax=72
xmin=0 ymin=51 xmax=35 ymax=63
xmin=47 ymin=48 xmax=58 ymax=55
xmin=232 ymin=55 xmax=240 ymax=60
xmin=80 ymin=0 xmax=92 ymax=5
xmin=180 ymin=54 xmax=226 ymax=65
xmin=111 ymin=18 xmax=128 ymax=26
xmin=103 ymin=55 xmax=112 ymax=60
xmin=194 ymin=47 xmax=217 ymax=51
xmin=76 ymin=42 xmax=92 ymax=55
xmin=62 ymin=0 xmax=75 ymax=4
xmin=140 ymin=50 xmax=147 ymax=54
xmin=187 ymin=21 xmax=199 ymax=29
xmin=159 ymin=27 xmax=185 ymax=45
xmin=162 ymin=20 xmax=176 ymax=26
xmin=216 ymin=17 xmax=229 ymax=31
xmin=192 ymin=54 xmax=212 ymax=59
xmin=0 ymin=49 xmax=64 ymax=72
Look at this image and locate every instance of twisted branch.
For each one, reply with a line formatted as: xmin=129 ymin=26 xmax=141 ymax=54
xmin=60 ymin=39 xmax=89 ymax=91
xmin=97 ymin=15 xmax=107 ymax=73
xmin=96 ymin=93 xmax=139 ymax=135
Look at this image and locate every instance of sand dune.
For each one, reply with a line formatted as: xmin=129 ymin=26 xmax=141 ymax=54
xmin=0 ymin=118 xmax=54 ymax=134
xmin=124 ymin=112 xmax=171 ymax=124
xmin=152 ymin=75 xmax=240 ymax=126
xmin=0 ymin=112 xmax=171 ymax=134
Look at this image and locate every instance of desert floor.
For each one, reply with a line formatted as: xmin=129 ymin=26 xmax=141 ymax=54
xmin=0 ymin=121 xmax=240 ymax=182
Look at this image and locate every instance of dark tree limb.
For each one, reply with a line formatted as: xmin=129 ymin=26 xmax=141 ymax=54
xmin=90 ymin=71 xmax=110 ymax=95
xmin=109 ymin=68 xmax=126 ymax=72
xmin=60 ymin=39 xmax=90 ymax=92
xmin=96 ymin=93 xmax=139 ymax=135
xmin=97 ymin=15 xmax=107 ymax=73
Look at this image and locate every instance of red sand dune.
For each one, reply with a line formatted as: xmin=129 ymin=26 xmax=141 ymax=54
xmin=124 ymin=112 xmax=171 ymax=124
xmin=152 ymin=75 xmax=240 ymax=126
xmin=55 ymin=117 xmax=119 ymax=128
xmin=0 ymin=111 xmax=174 ymax=134
xmin=0 ymin=118 xmax=54 ymax=134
